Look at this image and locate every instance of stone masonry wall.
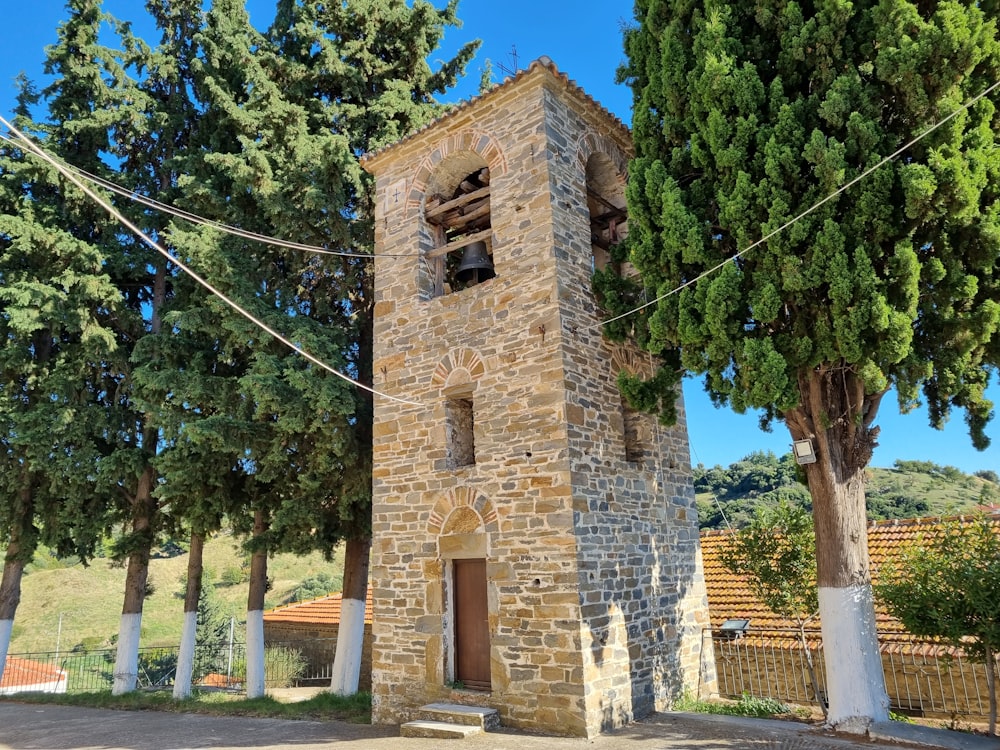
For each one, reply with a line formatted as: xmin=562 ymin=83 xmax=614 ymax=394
xmin=364 ymin=61 xmax=713 ymax=738
xmin=537 ymin=80 xmax=713 ymax=734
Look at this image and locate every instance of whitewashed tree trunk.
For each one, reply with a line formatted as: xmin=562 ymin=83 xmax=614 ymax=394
xmin=818 ymin=585 xmax=887 ymax=731
xmin=0 ymin=617 xmax=12 ymax=688
xmin=785 ymin=368 xmax=890 ymax=733
xmin=245 ymin=610 xmax=265 ymax=699
xmin=330 ymin=537 xmax=370 ymax=695
xmin=174 ymin=610 xmax=198 ymax=699
xmin=112 ymin=467 xmax=156 ymax=696
xmin=112 ymin=612 xmax=142 ymax=695
xmin=113 ymin=249 xmax=166 ymax=697
xmin=173 ymin=532 xmax=204 ymax=699
xmin=330 ymin=600 xmax=365 ymax=694
xmin=244 ymin=511 xmax=268 ymax=699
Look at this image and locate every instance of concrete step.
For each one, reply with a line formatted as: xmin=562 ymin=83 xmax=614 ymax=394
xmin=400 ymin=720 xmax=483 ymax=739
xmin=418 ymin=702 xmax=500 ymax=730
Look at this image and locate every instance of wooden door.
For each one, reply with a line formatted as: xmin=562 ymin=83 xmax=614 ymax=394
xmin=453 ymin=558 xmax=490 ymax=691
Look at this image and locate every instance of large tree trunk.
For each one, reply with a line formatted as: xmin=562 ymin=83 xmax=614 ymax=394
xmin=245 ymin=509 xmax=268 ymax=699
xmin=785 ymin=366 xmax=889 ymax=733
xmin=330 ymin=536 xmax=371 ymax=695
xmin=112 ymin=465 xmax=156 ymax=695
xmin=174 ymin=531 xmax=204 ymax=699
xmin=0 ymin=501 xmax=29 ymax=690
xmin=112 ymin=255 xmax=166 ymax=696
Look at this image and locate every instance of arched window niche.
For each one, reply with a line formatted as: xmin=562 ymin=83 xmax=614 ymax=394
xmin=423 ymin=151 xmax=494 ymax=298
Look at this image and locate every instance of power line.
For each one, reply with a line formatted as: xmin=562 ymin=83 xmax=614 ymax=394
xmin=590 ymin=78 xmax=1000 ymax=333
xmin=0 ymin=114 xmax=420 ymax=408
xmin=0 ymin=130 xmax=422 ymax=259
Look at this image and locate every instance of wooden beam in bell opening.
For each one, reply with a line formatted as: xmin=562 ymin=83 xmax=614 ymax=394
xmin=425 ymin=185 xmax=491 ymax=224
xmin=426 ymin=227 xmax=493 ymax=259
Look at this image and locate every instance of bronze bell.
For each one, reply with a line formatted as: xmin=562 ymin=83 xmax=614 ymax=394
xmin=455 ymin=240 xmax=495 ymax=283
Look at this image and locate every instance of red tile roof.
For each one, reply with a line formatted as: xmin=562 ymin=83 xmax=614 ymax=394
xmin=198 ymin=672 xmax=241 ymax=689
xmin=0 ymin=657 xmax=67 ymax=689
xmin=701 ymin=514 xmax=1000 ymax=648
xmin=263 ymin=589 xmax=374 ymax=626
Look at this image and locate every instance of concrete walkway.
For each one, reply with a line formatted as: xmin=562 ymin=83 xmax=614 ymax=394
xmin=0 ymin=703 xmax=996 ymax=750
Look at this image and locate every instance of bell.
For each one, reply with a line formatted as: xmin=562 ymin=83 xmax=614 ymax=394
xmin=455 ymin=240 xmax=495 ymax=283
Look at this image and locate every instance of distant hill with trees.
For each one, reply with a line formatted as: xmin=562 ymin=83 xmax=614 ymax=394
xmin=695 ymin=452 xmax=998 ymax=530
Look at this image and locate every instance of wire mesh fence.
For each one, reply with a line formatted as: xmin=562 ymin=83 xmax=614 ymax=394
xmin=4 ymin=638 xmax=338 ymax=695
xmin=709 ymin=628 xmax=998 ymax=721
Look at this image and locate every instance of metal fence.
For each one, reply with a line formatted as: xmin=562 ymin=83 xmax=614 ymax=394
xmin=709 ymin=628 xmax=998 ymax=721
xmin=4 ymin=638 xmax=337 ymax=695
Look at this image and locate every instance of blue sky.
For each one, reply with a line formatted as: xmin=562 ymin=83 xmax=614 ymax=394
xmin=2 ymin=1 xmax=998 ymax=474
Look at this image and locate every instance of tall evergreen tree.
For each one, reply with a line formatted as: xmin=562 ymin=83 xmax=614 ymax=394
xmin=2 ymin=0 xmax=477 ymax=698
xmin=0 ymin=0 xmax=128 ymax=686
xmin=0 ymin=102 xmax=119 ymax=687
xmin=614 ymin=0 xmax=1000 ymax=731
xmin=34 ymin=0 xmax=202 ymax=694
xmin=162 ymin=0 xmax=478 ymax=695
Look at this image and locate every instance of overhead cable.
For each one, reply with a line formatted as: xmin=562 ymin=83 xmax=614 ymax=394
xmin=0 ymin=114 xmax=420 ymax=407
xmin=0 ymin=130 xmax=421 ymax=259
xmin=590 ymin=78 xmax=1000 ymax=332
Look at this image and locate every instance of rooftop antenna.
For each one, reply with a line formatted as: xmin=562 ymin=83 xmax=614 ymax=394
xmin=495 ymin=45 xmax=520 ymax=77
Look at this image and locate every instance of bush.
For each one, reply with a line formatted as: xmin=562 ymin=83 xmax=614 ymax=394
xmin=230 ymin=645 xmax=307 ymax=689
xmin=286 ymin=571 xmax=341 ymax=604
xmin=219 ymin=566 xmax=247 ymax=586
xmin=675 ymin=692 xmax=791 ymax=717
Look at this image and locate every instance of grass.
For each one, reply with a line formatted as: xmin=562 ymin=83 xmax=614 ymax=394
xmin=675 ymin=693 xmax=799 ymax=718
xmin=9 ymin=533 xmax=345 ymax=654
xmin=0 ymin=689 xmax=372 ymax=723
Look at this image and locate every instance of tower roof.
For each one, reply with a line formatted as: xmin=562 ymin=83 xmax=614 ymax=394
xmin=361 ymin=57 xmax=631 ymax=173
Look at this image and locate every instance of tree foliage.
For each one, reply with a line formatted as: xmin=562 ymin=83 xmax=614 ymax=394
xmin=614 ymin=0 xmax=1000 ymax=439
xmin=876 ymin=515 xmax=1000 ymax=735
xmin=720 ymin=501 xmax=826 ymax=713
xmin=0 ymin=0 xmax=477 ymax=692
xmin=721 ymin=502 xmax=818 ymax=623
xmin=616 ymin=0 xmax=1000 ymax=727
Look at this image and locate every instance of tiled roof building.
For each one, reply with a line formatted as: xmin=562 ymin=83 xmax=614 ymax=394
xmin=700 ymin=514 xmax=1000 ymax=719
xmin=263 ymin=590 xmax=374 ymax=627
xmin=701 ymin=513 xmax=1000 ymax=645
xmin=262 ymin=590 xmax=374 ymax=690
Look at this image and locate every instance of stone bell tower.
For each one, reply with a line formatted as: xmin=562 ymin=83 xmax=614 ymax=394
xmin=362 ymin=58 xmax=713 ymax=738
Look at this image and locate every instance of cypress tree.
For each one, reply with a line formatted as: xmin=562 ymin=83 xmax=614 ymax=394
xmin=615 ymin=0 xmax=1000 ymax=731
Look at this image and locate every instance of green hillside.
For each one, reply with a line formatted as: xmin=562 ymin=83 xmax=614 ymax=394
xmin=695 ymin=452 xmax=998 ymax=530
xmin=7 ymin=534 xmax=345 ymax=655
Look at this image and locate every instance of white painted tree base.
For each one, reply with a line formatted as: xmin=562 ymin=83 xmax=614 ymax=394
xmin=818 ymin=585 xmax=890 ymax=732
xmin=112 ymin=613 xmax=142 ymax=695
xmin=330 ymin=598 xmax=365 ymax=695
xmin=245 ymin=610 xmax=265 ymax=699
xmin=0 ymin=619 xmax=12 ymax=685
xmin=173 ymin=610 xmax=197 ymax=699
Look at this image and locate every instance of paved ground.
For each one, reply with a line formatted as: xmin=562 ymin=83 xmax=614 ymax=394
xmin=0 ymin=703 xmax=996 ymax=750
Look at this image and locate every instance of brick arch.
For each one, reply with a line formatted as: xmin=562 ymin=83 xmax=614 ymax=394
xmin=609 ymin=343 xmax=648 ymax=377
xmin=427 ymin=486 xmax=499 ymax=536
xmin=406 ymin=129 xmax=509 ymax=218
xmin=575 ymin=132 xmax=629 ymax=178
xmin=430 ymin=348 xmax=487 ymax=389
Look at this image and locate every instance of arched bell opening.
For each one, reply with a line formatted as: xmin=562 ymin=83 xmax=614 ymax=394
xmin=585 ymin=153 xmax=627 ymax=273
xmin=424 ymin=151 xmax=494 ymax=297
